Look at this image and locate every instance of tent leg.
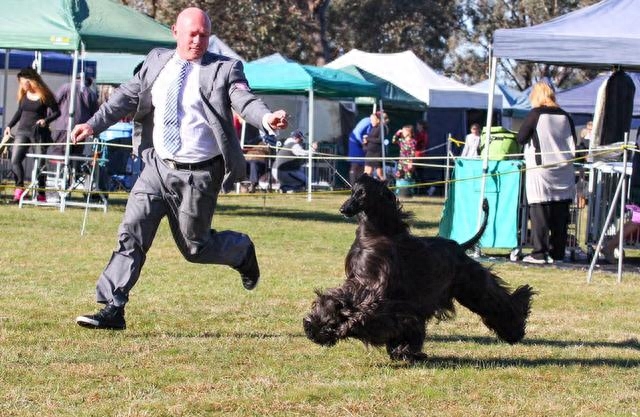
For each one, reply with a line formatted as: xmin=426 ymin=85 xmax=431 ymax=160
xmin=444 ymin=133 xmax=451 ymax=200
xmin=2 ymin=49 xmax=9 ymax=130
xmin=62 ymin=49 xmax=80 ymax=212
xmin=380 ymin=100 xmax=386 ymax=180
xmin=477 ymin=56 xmax=498 ymax=231
xmin=587 ymin=167 xmax=625 ymax=282
xmin=587 ymin=132 xmax=629 ymax=283
xmin=307 ymin=89 xmax=314 ymax=202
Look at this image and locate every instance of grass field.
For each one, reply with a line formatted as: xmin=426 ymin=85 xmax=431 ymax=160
xmin=1 ymin=192 xmax=639 ymax=417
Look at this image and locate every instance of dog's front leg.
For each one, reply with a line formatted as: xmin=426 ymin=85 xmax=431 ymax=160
xmin=384 ymin=316 xmax=427 ymax=362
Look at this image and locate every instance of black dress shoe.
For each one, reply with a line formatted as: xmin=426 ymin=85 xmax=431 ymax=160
xmin=235 ymin=242 xmax=260 ymax=290
xmin=76 ymin=304 xmax=126 ymax=330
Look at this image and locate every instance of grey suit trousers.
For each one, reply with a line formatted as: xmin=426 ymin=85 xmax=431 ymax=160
xmin=95 ymin=148 xmax=252 ymax=306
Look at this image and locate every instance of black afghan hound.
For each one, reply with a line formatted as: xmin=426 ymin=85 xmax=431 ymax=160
xmin=303 ymin=174 xmax=534 ymax=361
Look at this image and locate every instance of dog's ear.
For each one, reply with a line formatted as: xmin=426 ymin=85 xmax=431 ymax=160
xmin=380 ymin=183 xmax=397 ymax=203
xmin=356 ymin=173 xmax=370 ymax=184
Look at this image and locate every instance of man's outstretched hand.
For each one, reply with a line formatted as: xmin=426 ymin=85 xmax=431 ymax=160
xmin=267 ymin=110 xmax=288 ymax=131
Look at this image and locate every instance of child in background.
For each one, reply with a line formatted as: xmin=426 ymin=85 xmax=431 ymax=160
xmin=393 ymin=124 xmax=417 ymax=179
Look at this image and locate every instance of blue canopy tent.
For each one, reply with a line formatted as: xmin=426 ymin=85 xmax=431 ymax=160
xmin=444 ymin=0 xmax=640 ymax=249
xmin=0 ymin=49 xmax=96 ymax=78
xmin=557 ymin=72 xmax=640 ymax=129
xmin=243 ymin=61 xmax=380 ymax=199
xmin=480 ymin=0 xmax=640 ymax=280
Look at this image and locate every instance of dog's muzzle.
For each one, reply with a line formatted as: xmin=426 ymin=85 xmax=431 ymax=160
xmin=339 ymin=198 xmax=358 ymax=218
xmin=303 ymin=316 xmax=338 ymax=346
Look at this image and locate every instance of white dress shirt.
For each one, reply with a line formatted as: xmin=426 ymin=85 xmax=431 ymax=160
xmin=152 ymin=53 xmax=276 ymax=163
xmin=151 ymin=55 xmax=220 ymax=163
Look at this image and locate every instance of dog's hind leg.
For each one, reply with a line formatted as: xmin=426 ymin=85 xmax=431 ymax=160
xmin=454 ymin=265 xmax=534 ymax=344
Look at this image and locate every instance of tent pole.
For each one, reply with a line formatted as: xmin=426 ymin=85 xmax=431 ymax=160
xmin=380 ymin=99 xmax=386 ymax=179
xmin=615 ymin=132 xmax=630 ymax=282
xmin=478 ymin=56 xmax=498 ymax=230
xmin=61 ymin=49 xmax=80 ymax=212
xmin=2 ymin=49 xmax=9 ymax=130
xmin=445 ymin=133 xmax=452 ymax=200
xmin=586 ymin=154 xmax=626 ymax=283
xmin=307 ymin=88 xmax=314 ymax=202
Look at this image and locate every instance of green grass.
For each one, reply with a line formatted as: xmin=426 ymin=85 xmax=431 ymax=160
xmin=1 ymin=193 xmax=639 ymax=417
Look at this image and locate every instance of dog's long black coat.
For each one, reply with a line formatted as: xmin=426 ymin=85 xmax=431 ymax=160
xmin=303 ymin=174 xmax=534 ymax=361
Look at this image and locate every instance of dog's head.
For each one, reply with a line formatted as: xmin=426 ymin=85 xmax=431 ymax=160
xmin=340 ymin=174 xmax=398 ymax=218
xmin=303 ymin=289 xmax=351 ymax=346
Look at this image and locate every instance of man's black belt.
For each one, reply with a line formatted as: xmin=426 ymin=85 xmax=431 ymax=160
xmin=162 ymin=155 xmax=222 ymax=171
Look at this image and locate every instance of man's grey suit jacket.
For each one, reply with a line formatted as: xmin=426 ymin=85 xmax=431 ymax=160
xmin=87 ymin=48 xmax=271 ymax=191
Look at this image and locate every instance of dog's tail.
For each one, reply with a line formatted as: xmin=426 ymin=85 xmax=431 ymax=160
xmin=460 ymin=198 xmax=489 ymax=251
xmin=454 ymin=265 xmax=535 ymax=344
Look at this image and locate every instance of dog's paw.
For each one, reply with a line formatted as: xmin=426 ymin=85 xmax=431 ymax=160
xmin=388 ymin=346 xmax=427 ymax=362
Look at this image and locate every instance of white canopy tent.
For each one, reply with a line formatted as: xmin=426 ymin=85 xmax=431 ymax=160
xmin=326 ymin=49 xmax=502 ymax=184
xmin=326 ymin=49 xmax=500 ymax=109
xmin=484 ymin=0 xmax=640 ymax=281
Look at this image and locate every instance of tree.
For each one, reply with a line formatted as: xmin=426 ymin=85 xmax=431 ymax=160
xmin=121 ymin=0 xmax=461 ymax=69
xmin=328 ymin=0 xmax=462 ymax=70
xmin=448 ymin=0 xmax=601 ymax=90
xmin=120 ymin=0 xmax=331 ymax=65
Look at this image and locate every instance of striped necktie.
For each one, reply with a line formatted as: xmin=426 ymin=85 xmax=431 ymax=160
xmin=163 ymin=59 xmax=190 ymax=154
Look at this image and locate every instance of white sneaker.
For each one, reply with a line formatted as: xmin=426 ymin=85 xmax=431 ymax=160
xmin=522 ymin=255 xmax=546 ymax=264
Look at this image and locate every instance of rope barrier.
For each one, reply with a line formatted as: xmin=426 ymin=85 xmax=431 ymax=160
xmin=0 ymin=140 xmax=633 ymax=199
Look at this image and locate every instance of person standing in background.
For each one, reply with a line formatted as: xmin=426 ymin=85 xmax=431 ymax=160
xmin=49 ymin=75 xmax=99 ymax=158
xmin=517 ymin=82 xmax=577 ymax=264
xmin=48 ymin=75 xmax=99 ymax=183
xmin=4 ymin=68 xmax=60 ymax=202
xmin=578 ymin=120 xmax=593 ymax=150
xmin=461 ymin=123 xmax=481 ymax=158
xmin=348 ymin=112 xmax=387 ymax=184
xmin=362 ymin=120 xmax=386 ymax=179
xmin=413 ymin=120 xmax=429 ymax=190
xmin=392 ymin=124 xmax=417 ymax=180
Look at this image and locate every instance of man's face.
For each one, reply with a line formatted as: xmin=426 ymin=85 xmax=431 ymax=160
xmin=172 ymin=9 xmax=211 ymax=61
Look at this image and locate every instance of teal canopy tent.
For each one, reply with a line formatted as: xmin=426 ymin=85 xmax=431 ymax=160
xmin=243 ymin=62 xmax=379 ymax=98
xmin=0 ymin=0 xmax=175 ymax=53
xmin=0 ymin=0 xmax=175 ymax=210
xmin=243 ymin=61 xmax=380 ymax=200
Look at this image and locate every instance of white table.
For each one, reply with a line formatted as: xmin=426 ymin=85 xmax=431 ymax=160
xmin=20 ymin=153 xmax=109 ymax=212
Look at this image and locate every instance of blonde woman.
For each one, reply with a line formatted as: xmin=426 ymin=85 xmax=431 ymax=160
xmin=517 ymin=82 xmax=577 ymax=264
xmin=4 ymin=68 xmax=60 ymax=201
